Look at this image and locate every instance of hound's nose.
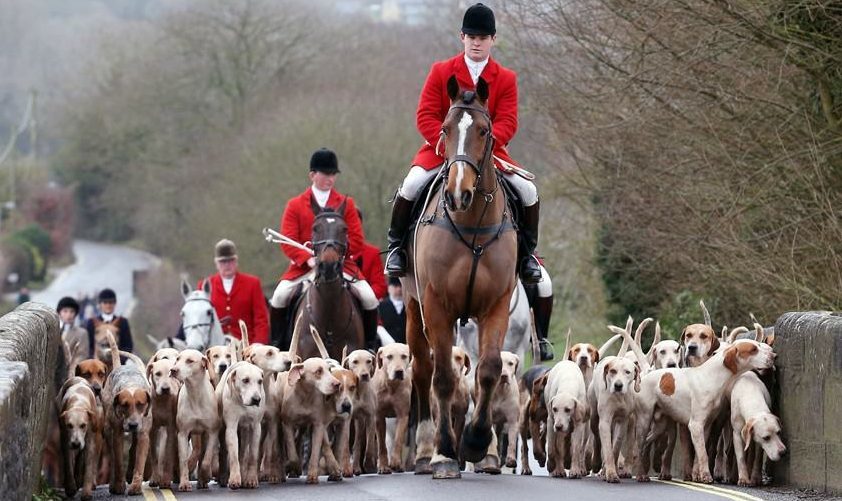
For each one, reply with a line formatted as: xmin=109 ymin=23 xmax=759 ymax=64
xmin=579 ymin=356 xmax=589 ymax=364
xmin=219 ymin=364 xmax=228 ymax=373
xmin=361 ymin=374 xmax=370 ymax=382
xmin=169 ymin=368 xmax=179 ymax=377
xmin=613 ymin=381 xmax=624 ymax=392
xmin=500 ymin=373 xmax=509 ymax=383
xmin=70 ymin=441 xmax=82 ymax=450
xmin=250 ymin=396 xmax=262 ymax=406
xmin=667 ymin=362 xmax=677 ymax=368
xmin=341 ymin=401 xmax=352 ymax=414
xmin=161 ymin=386 xmax=171 ymax=394
xmin=687 ymin=344 xmax=698 ymax=354
xmin=92 ymin=384 xmax=102 ymax=395
xmin=127 ymin=422 xmax=139 ymax=432
xmin=393 ymin=370 xmax=405 ymax=381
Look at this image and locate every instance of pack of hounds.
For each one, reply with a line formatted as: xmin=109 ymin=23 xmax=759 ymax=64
xmin=52 ymin=300 xmax=783 ymax=499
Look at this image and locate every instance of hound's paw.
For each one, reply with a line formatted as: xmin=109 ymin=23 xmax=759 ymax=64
xmin=697 ymin=472 xmax=713 ymax=484
xmin=551 ymin=469 xmax=567 ymax=478
xmin=127 ymin=481 xmax=143 ymax=496
xmin=243 ymin=474 xmax=259 ymax=489
xmin=636 ymin=475 xmax=650 ymax=483
xmin=535 ymin=452 xmax=547 ymax=467
xmin=378 ymin=466 xmax=393 ymax=475
xmin=267 ymin=473 xmax=282 ymax=484
xmin=505 ymin=457 xmax=517 ymax=469
xmin=658 ymin=472 xmax=672 ymax=481
xmin=228 ymin=473 xmax=241 ymax=490
xmin=618 ymin=469 xmax=632 ymax=479
xmin=343 ymin=467 xmax=354 ymax=478
xmin=80 ymin=491 xmax=93 ymax=501
xmin=178 ymin=481 xmax=192 ymax=492
xmin=568 ymin=469 xmax=584 ymax=479
xmin=327 ymin=473 xmax=343 ymax=482
xmin=738 ymin=477 xmax=755 ymax=487
xmin=109 ymin=482 xmax=126 ymax=495
xmin=390 ymin=461 xmax=405 ymax=473
xmin=306 ymin=474 xmax=320 ymax=484
xmin=353 ymin=467 xmax=362 ymax=476
xmin=604 ymin=471 xmax=620 ymax=483
xmin=148 ymin=479 xmax=159 ymax=488
xmin=521 ymin=468 xmax=532 ymax=476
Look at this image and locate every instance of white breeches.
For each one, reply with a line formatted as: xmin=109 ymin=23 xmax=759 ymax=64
xmin=536 ymin=265 xmax=552 ymax=297
xmin=270 ymin=272 xmax=379 ymax=310
xmin=397 ymin=165 xmax=539 ymax=206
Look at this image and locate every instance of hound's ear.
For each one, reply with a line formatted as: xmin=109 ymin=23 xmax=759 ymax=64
xmin=294 ymin=355 xmax=302 ymax=364
xmin=680 ymin=327 xmax=687 ymax=344
xmin=201 ymin=355 xmax=211 ymax=372
xmin=592 ymin=347 xmax=600 ymax=364
xmin=648 ymin=347 xmax=657 ymax=368
xmin=723 ymin=345 xmax=738 ymax=374
xmin=741 ymin=419 xmax=755 ymax=451
xmin=146 ymin=362 xmax=154 ymax=381
xmin=342 ymin=356 xmax=350 ymax=370
xmin=143 ymin=390 xmax=152 ymax=417
xmin=513 ymin=354 xmax=520 ymax=375
xmin=75 ymin=365 xmax=82 ymax=377
xmin=463 ymin=354 xmax=472 ymax=376
xmin=369 ymin=354 xmax=376 ymax=378
xmin=765 ymin=332 xmax=776 ymax=347
xmin=574 ymin=398 xmax=587 ymax=423
xmin=201 ymin=278 xmax=211 ymax=295
xmin=228 ymin=369 xmax=238 ymax=393
xmin=87 ymin=409 xmax=99 ymax=430
xmin=447 ymin=75 xmax=459 ymax=101
xmin=288 ymin=364 xmax=303 ymax=385
xmin=377 ymin=347 xmax=384 ymax=369
xmin=708 ymin=335 xmax=721 ymax=356
xmin=181 ymin=278 xmax=191 ymax=299
xmin=603 ymin=362 xmax=612 ymax=390
xmin=476 ymin=77 xmax=489 ymax=102
xmin=567 ymin=347 xmax=575 ymax=361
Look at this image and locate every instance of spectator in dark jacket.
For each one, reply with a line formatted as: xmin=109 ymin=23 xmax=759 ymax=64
xmin=378 ymin=277 xmax=406 ymax=343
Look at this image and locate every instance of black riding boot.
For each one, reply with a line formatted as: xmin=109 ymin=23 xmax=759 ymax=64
xmin=533 ymin=294 xmax=555 ymax=361
xmin=270 ymin=306 xmax=289 ymax=350
xmin=362 ymin=308 xmax=381 ymax=352
xmin=519 ymin=201 xmax=543 ymax=284
xmin=385 ymin=195 xmax=415 ymax=277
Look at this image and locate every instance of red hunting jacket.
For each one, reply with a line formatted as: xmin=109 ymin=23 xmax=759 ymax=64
xmin=412 ymin=53 xmax=519 ymax=171
xmin=356 ymin=241 xmax=387 ymax=300
xmin=204 ymin=272 xmax=269 ymax=344
xmin=279 ymin=188 xmax=364 ymax=281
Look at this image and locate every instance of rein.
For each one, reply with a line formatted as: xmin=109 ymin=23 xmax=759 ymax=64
xmin=182 ymin=296 xmax=216 ymax=331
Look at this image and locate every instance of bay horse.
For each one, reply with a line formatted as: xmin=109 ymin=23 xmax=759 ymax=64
xmin=402 ymin=75 xmax=518 ymax=478
xmin=290 ymin=197 xmax=365 ymax=360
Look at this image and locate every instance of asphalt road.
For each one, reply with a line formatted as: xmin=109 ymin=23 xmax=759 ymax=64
xmin=100 ymin=473 xmax=799 ymax=501
xmin=31 ymin=239 xmax=159 ymax=314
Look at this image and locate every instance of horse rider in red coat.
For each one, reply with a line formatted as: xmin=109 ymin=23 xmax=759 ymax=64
xmin=355 ymin=208 xmax=388 ymax=301
xmin=269 ymin=148 xmax=381 ymax=352
xmin=383 ymin=3 xmax=554 ymax=360
xmin=204 ymin=239 xmax=270 ymax=344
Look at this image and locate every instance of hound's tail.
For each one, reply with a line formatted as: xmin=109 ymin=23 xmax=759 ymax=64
xmin=238 ymin=320 xmax=251 ymax=352
xmin=105 ymin=329 xmax=121 ymax=368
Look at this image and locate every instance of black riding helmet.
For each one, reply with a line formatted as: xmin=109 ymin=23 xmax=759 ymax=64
xmin=462 ymin=3 xmax=496 ymax=36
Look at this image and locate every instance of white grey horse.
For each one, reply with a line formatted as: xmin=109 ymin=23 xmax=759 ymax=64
xmin=456 ymin=279 xmax=531 ymax=371
xmin=180 ymin=278 xmax=226 ymax=351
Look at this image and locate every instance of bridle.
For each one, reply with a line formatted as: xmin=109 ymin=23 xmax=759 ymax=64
xmin=311 ymin=210 xmax=347 ymax=284
xmin=182 ymin=295 xmax=215 ymax=331
xmin=439 ymin=93 xmax=497 ymax=197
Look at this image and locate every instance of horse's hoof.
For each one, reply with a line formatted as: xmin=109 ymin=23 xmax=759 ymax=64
xmin=475 ymin=455 xmax=501 ymax=475
xmin=415 ymin=457 xmax=433 ymax=475
xmin=432 ymin=459 xmax=461 ymax=479
xmin=460 ymin=423 xmax=492 ymax=463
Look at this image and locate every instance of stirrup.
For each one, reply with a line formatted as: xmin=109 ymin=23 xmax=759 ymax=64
xmin=538 ymin=338 xmax=554 ymax=362
xmin=385 ymin=248 xmax=407 ymax=278
xmin=520 ymin=256 xmax=542 ymax=284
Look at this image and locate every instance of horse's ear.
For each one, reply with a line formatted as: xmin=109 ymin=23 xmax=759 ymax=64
xmin=181 ymin=278 xmax=191 ymax=299
xmin=310 ymin=194 xmax=322 ymax=216
xmin=476 ymin=77 xmax=489 ymax=102
xmin=201 ymin=278 xmax=211 ymax=296
xmin=447 ymin=75 xmax=459 ymax=101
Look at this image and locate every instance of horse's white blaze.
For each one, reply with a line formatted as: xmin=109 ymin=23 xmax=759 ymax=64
xmin=454 ymin=111 xmax=473 ymax=204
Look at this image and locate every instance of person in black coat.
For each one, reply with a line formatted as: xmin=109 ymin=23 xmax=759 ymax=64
xmin=85 ymin=288 xmax=133 ymax=358
xmin=378 ymin=277 xmax=406 ymax=344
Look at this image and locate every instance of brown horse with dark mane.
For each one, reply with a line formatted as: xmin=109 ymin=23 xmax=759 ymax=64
xmin=291 ymin=197 xmax=365 ymax=360
xmin=402 ymin=75 xmax=518 ymax=478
